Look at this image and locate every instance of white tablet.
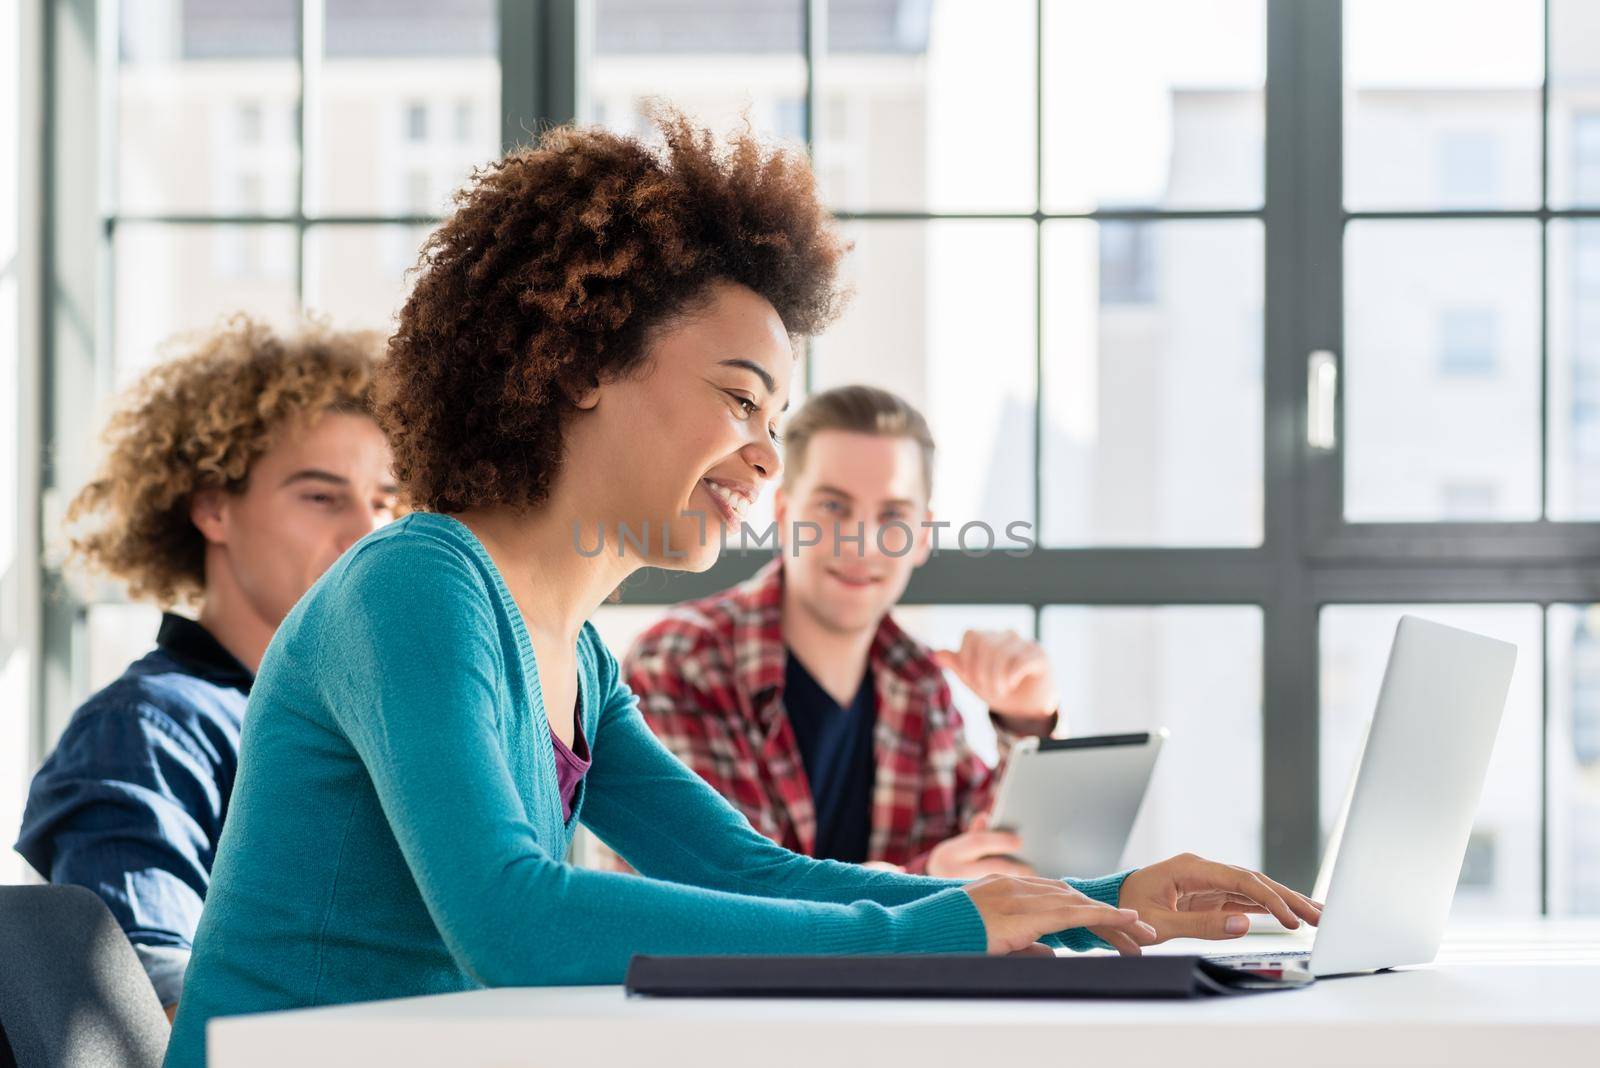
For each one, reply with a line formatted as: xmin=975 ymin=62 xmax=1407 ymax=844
xmin=988 ymin=729 xmax=1168 ymax=878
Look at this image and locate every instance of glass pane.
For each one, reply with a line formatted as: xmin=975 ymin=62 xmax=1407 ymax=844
xmin=1547 ymin=0 xmax=1600 ymax=208
xmin=113 ymin=223 xmax=299 ymax=385
xmin=817 ymin=0 xmax=1034 ymax=212
xmin=893 ymin=605 xmax=1035 ymax=766
xmin=1042 ymin=220 xmax=1262 ymax=546
xmin=1344 ymin=221 xmax=1540 ymax=522
xmin=303 ymin=224 xmax=430 ymax=331
xmin=1344 ymin=0 xmax=1542 ymax=210
xmin=1548 ymin=221 xmax=1600 ymax=518
xmin=312 ymin=0 xmax=499 ymax=215
xmin=87 ymin=603 xmax=162 ymax=696
xmin=1040 ymin=606 xmax=1263 ymax=870
xmin=117 ymin=0 xmax=299 ymax=215
xmin=1042 ymin=0 xmax=1264 ymax=212
xmin=1320 ymin=604 xmax=1541 ymax=916
xmin=0 ymin=0 xmax=21 ymax=884
xmin=588 ymin=0 xmax=807 ymax=144
xmin=1546 ymin=605 xmax=1600 ymax=914
xmin=810 ymin=221 xmax=1035 ymax=533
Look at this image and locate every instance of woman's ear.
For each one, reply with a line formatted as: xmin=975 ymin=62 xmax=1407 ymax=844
xmin=560 ymin=370 xmax=603 ymax=411
xmin=189 ymin=488 xmax=230 ymax=546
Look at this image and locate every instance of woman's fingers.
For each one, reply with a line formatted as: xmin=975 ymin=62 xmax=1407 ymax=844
xmin=966 ymin=875 xmax=1148 ymax=954
xmin=1006 ymin=942 xmax=1058 ymax=958
xmin=1212 ymin=866 xmax=1299 ymax=928
xmin=1094 ymin=926 xmax=1145 ymax=957
xmin=1034 ymin=903 xmax=1144 ymax=938
xmin=1251 ymin=870 xmax=1324 ymax=923
xmin=1121 ymin=853 xmax=1323 ymax=943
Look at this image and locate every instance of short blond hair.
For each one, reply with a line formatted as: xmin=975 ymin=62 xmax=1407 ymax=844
xmin=780 ymin=384 xmax=935 ymax=499
xmin=65 ymin=315 xmax=385 ymax=608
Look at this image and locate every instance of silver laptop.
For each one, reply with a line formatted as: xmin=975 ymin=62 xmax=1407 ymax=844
xmin=1213 ymin=615 xmax=1516 ymax=978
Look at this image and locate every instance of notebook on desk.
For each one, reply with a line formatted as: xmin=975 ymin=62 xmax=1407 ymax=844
xmin=625 ymin=954 xmax=1310 ymax=1000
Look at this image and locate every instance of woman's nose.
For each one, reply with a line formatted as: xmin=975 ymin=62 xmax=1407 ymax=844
xmin=743 ymin=437 xmax=782 ymax=483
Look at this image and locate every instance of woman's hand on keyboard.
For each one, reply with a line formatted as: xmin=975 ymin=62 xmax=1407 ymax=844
xmin=963 ymin=875 xmax=1159 ymax=956
xmin=1117 ymin=854 xmax=1324 ymax=942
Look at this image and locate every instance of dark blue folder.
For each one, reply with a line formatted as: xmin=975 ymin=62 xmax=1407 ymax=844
xmin=625 ymin=954 xmax=1310 ymax=1000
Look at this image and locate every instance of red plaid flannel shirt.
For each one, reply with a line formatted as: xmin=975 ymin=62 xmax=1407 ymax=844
xmin=621 ymin=559 xmax=1042 ymax=872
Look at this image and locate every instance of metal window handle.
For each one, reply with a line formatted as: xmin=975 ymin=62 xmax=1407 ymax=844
xmin=1307 ymin=350 xmax=1338 ymax=451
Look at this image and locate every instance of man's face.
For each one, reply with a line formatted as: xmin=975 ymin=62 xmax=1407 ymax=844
xmin=195 ymin=411 xmax=398 ymax=626
xmin=775 ymin=429 xmax=931 ymax=636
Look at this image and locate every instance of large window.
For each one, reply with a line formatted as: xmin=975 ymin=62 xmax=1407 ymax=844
xmin=62 ymin=0 xmax=502 ymax=693
xmin=110 ymin=0 xmax=498 ymax=386
xmin=1318 ymin=0 xmax=1600 ymax=914
xmin=585 ymin=0 xmax=1268 ymax=869
xmin=32 ymin=0 xmax=1600 ymax=909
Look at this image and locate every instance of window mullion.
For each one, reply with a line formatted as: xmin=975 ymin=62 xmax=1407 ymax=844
xmin=297 ymin=0 xmax=323 ymax=309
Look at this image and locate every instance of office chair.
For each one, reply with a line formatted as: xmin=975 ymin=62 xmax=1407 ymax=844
xmin=0 ymin=884 xmax=168 ymax=1068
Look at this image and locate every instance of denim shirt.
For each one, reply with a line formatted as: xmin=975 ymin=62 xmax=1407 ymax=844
xmin=15 ymin=614 xmax=250 ymax=1004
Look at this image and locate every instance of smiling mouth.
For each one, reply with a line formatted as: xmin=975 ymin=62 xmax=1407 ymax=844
xmin=827 ymin=568 xmax=884 ymax=589
xmin=700 ymin=478 xmax=755 ymax=524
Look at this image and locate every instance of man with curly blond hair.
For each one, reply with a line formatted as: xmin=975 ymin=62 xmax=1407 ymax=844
xmin=15 ymin=316 xmax=398 ymax=1017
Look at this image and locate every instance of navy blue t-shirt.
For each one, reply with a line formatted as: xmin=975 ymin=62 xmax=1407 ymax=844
xmin=783 ymin=650 xmax=877 ymax=864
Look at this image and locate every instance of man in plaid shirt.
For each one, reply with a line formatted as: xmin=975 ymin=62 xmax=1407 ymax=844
xmin=623 ymin=385 xmax=1062 ymax=877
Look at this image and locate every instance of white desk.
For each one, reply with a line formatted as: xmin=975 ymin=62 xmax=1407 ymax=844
xmin=209 ymin=920 xmax=1600 ymax=1068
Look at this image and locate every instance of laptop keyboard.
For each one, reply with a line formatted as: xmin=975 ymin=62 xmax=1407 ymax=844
xmin=1206 ymin=950 xmax=1311 ymax=965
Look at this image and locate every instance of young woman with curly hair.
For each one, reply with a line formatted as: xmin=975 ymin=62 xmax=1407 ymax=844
xmin=17 ymin=317 xmax=397 ymax=1020
xmin=166 ymin=118 xmax=1317 ymax=1067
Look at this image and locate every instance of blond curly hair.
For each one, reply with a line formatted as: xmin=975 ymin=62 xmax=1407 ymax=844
xmin=66 ymin=315 xmax=386 ymax=608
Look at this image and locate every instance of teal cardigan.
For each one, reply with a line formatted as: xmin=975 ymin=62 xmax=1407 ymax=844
xmin=165 ymin=513 xmax=1128 ymax=1067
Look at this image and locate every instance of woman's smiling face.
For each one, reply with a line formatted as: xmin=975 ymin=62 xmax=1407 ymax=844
xmin=561 ymin=279 xmax=792 ymax=571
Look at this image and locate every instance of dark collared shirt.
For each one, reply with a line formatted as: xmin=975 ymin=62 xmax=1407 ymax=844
xmin=15 ymin=614 xmax=251 ymax=1002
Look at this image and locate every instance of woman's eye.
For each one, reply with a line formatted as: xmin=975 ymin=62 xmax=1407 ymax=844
xmin=738 ymin=397 xmax=758 ymax=416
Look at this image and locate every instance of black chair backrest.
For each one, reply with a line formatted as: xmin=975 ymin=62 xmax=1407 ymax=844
xmin=0 ymin=1015 xmax=17 ymax=1068
xmin=0 ymin=884 xmax=168 ymax=1068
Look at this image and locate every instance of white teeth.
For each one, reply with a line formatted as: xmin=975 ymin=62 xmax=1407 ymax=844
xmin=703 ymin=480 xmax=750 ymax=518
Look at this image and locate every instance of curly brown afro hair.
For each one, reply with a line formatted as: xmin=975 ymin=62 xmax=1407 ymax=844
xmin=65 ymin=315 xmax=385 ymax=608
xmin=379 ymin=112 xmax=851 ymax=514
